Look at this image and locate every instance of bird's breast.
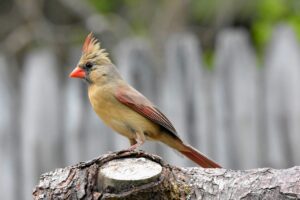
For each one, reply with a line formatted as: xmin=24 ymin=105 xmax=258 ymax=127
xmin=88 ymin=85 xmax=160 ymax=139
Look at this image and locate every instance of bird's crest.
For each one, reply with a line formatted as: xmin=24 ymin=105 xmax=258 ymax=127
xmin=82 ymin=32 xmax=111 ymax=64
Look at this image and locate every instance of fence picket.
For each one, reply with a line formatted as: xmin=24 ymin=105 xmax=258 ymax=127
xmin=20 ymin=49 xmax=62 ymax=199
xmin=264 ymin=25 xmax=300 ymax=167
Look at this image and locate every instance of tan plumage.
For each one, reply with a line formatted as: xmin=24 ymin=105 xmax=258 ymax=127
xmin=69 ymin=33 xmax=221 ymax=168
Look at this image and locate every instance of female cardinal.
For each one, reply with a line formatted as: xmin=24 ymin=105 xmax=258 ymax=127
xmin=69 ymin=33 xmax=221 ymax=168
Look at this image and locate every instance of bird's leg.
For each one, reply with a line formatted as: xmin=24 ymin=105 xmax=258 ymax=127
xmin=126 ymin=131 xmax=145 ymax=151
xmin=129 ymin=138 xmax=137 ymax=146
xmin=117 ymin=131 xmax=145 ymax=155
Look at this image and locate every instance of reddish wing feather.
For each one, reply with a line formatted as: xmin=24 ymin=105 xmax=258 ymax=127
xmin=115 ymin=87 xmax=178 ymax=137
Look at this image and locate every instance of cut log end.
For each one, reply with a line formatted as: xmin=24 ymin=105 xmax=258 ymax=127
xmin=98 ymin=157 xmax=163 ymax=193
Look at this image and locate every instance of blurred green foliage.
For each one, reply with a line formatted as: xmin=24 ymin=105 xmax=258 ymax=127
xmin=253 ymin=0 xmax=300 ymax=51
xmin=89 ymin=0 xmax=123 ymax=14
xmin=88 ymin=0 xmax=161 ymax=35
xmin=88 ymin=0 xmax=300 ymax=53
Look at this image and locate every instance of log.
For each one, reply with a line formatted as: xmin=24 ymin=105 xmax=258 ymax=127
xmin=33 ymin=151 xmax=300 ymax=200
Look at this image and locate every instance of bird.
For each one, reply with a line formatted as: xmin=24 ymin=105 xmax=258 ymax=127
xmin=69 ymin=33 xmax=221 ymax=168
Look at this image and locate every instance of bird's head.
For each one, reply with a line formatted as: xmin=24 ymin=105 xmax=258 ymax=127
xmin=69 ymin=33 xmax=118 ymax=85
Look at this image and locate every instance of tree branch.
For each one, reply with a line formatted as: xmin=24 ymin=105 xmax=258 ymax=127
xmin=33 ymin=151 xmax=300 ymax=200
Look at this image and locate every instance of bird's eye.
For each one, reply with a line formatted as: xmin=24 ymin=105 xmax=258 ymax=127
xmin=85 ymin=62 xmax=93 ymax=69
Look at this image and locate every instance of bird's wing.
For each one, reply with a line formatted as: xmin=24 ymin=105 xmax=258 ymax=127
xmin=115 ymin=86 xmax=178 ymax=138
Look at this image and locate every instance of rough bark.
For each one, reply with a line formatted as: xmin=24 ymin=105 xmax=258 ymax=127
xmin=33 ymin=151 xmax=300 ymax=200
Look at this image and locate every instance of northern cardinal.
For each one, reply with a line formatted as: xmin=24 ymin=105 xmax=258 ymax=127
xmin=69 ymin=33 xmax=221 ymax=168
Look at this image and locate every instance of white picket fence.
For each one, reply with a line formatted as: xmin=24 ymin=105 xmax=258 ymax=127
xmin=1 ymin=25 xmax=299 ymax=200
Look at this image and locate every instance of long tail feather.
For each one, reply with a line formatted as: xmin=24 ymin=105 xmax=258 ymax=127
xmin=159 ymin=132 xmax=221 ymax=168
xmin=179 ymin=144 xmax=221 ymax=168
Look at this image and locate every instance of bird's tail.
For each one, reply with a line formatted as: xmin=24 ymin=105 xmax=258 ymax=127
xmin=179 ymin=143 xmax=221 ymax=168
xmin=159 ymin=132 xmax=221 ymax=168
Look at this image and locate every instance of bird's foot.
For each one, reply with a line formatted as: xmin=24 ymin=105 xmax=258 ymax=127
xmin=116 ymin=143 xmax=140 ymax=155
xmin=127 ymin=143 xmax=140 ymax=151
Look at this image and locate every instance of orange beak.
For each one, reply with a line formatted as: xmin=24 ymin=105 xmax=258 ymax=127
xmin=69 ymin=66 xmax=85 ymax=78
